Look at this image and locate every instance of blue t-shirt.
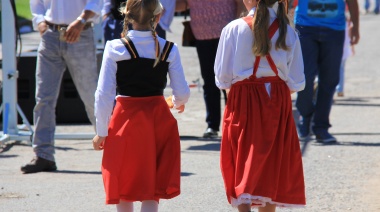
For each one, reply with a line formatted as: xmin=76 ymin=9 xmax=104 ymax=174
xmin=294 ymin=0 xmax=346 ymax=30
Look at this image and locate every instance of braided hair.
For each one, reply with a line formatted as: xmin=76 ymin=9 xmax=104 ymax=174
xmin=120 ymin=0 xmax=163 ymax=67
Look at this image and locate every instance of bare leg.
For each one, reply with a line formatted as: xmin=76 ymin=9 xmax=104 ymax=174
xmin=238 ymin=203 xmax=251 ymax=212
xmin=141 ymin=200 xmax=158 ymax=212
xmin=258 ymin=203 xmax=276 ymax=212
xmin=116 ymin=200 xmax=134 ymax=212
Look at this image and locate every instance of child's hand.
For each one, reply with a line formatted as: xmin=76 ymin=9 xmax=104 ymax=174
xmin=166 ymin=96 xmax=174 ymax=108
xmin=92 ymin=135 xmax=106 ymax=150
xmin=176 ymin=105 xmax=185 ymax=113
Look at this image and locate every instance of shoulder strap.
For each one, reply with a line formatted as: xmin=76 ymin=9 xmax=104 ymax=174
xmin=160 ymin=41 xmax=175 ymax=62
xmin=120 ymin=36 xmax=140 ymax=59
xmin=242 ymin=16 xmax=279 ymax=39
xmin=242 ymin=16 xmax=280 ymax=77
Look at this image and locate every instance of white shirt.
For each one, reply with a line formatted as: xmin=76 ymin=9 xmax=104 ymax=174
xmin=214 ymin=8 xmax=305 ymax=92
xmin=101 ymin=0 xmax=112 ymax=16
xmin=30 ymin=0 xmax=103 ymax=30
xmin=95 ymin=31 xmax=190 ymax=136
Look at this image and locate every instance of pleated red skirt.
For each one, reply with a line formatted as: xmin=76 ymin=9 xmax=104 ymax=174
xmin=101 ymin=96 xmax=181 ymax=204
xmin=220 ymin=76 xmax=306 ymax=207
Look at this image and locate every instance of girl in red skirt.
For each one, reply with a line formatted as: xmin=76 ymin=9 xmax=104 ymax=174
xmin=214 ymin=0 xmax=306 ymax=211
xmin=92 ymin=0 xmax=190 ymax=211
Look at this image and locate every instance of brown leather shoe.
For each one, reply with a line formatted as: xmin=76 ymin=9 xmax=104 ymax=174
xmin=21 ymin=157 xmax=57 ymax=174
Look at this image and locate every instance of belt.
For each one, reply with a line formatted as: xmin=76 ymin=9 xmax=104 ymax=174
xmin=45 ymin=21 xmax=93 ymax=31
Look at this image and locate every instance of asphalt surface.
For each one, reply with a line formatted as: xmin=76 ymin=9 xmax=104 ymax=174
xmin=1 ymin=10 xmax=380 ymax=212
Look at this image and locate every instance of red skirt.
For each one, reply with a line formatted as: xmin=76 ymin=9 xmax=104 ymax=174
xmin=102 ymin=96 xmax=181 ymax=204
xmin=220 ymin=77 xmax=306 ymax=207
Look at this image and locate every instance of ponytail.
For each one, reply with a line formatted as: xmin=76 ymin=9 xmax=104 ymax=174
xmin=275 ymin=0 xmax=289 ymax=51
xmin=251 ymin=0 xmax=290 ymax=56
xmin=151 ymin=17 xmax=161 ymax=67
xmin=252 ymin=0 xmax=271 ymax=56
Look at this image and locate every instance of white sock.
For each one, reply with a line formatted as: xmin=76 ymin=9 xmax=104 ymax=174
xmin=140 ymin=200 xmax=158 ymax=212
xmin=116 ymin=200 xmax=134 ymax=212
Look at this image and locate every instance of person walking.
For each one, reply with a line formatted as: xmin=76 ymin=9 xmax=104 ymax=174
xmin=21 ymin=0 xmax=103 ymax=174
xmin=102 ymin=0 xmax=125 ymax=42
xmin=176 ymin=0 xmax=244 ymax=138
xmin=92 ymin=0 xmax=190 ymax=211
xmin=364 ymin=0 xmax=380 ymax=14
xmin=215 ymin=0 xmax=306 ymax=211
xmin=294 ymin=0 xmax=360 ymax=143
xmin=336 ymin=17 xmax=355 ymax=97
xmin=102 ymin=0 xmax=174 ymax=43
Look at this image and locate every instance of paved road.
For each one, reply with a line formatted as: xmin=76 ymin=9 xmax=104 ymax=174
xmin=1 ymin=11 xmax=380 ymax=212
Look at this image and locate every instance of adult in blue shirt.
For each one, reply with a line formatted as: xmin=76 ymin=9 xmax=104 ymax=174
xmin=102 ymin=0 xmax=174 ymax=41
xmin=294 ymin=0 xmax=360 ymax=143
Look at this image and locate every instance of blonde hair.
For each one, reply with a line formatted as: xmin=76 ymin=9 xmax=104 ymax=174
xmin=252 ymin=0 xmax=289 ymax=56
xmin=120 ymin=0 xmax=163 ymax=66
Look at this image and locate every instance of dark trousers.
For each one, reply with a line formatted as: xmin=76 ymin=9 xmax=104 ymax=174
xmin=295 ymin=25 xmax=345 ymax=133
xmin=102 ymin=16 xmax=124 ymax=42
xmin=196 ymin=38 xmax=226 ymax=131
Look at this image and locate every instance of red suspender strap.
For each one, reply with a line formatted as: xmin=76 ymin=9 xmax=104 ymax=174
xmin=268 ymin=19 xmax=279 ymax=39
xmin=266 ymin=19 xmax=279 ymax=75
xmin=242 ymin=16 xmax=280 ymax=77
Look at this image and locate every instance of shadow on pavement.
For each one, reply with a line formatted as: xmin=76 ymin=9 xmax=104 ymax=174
xmin=54 ymin=146 xmax=79 ymax=151
xmin=0 ymin=154 xmax=18 ymax=158
xmin=333 ymin=132 xmax=380 ymax=136
xmin=323 ymin=141 xmax=380 ymax=147
xmin=181 ymin=172 xmax=195 ymax=177
xmin=54 ymin=170 xmax=101 ymax=175
xmin=186 ymin=143 xmax=220 ymax=151
xmin=51 ymin=170 xmax=195 ymax=177
xmin=0 ymin=141 xmax=28 ymax=153
xmin=180 ymin=135 xmax=221 ymax=142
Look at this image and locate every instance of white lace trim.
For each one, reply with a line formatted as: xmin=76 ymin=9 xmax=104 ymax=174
xmin=231 ymin=193 xmax=305 ymax=208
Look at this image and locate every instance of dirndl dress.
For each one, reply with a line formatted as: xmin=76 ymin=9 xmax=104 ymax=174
xmin=220 ymin=17 xmax=306 ymax=208
xmin=101 ymin=36 xmax=181 ymax=204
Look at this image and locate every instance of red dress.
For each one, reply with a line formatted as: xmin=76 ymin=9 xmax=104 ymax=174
xmin=220 ymin=17 xmax=306 ymax=208
xmin=101 ymin=37 xmax=181 ymax=204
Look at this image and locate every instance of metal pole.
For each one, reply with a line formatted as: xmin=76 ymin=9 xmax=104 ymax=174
xmin=1 ymin=0 xmax=18 ymax=135
xmin=1 ymin=0 xmax=96 ymax=144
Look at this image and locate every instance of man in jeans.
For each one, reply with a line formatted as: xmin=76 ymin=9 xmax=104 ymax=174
xmin=21 ymin=0 xmax=103 ymax=173
xmin=294 ymin=0 xmax=360 ymax=143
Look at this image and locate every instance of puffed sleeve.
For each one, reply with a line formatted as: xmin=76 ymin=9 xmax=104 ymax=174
xmin=167 ymin=44 xmax=190 ymax=107
xmin=286 ymin=33 xmax=305 ymax=92
xmin=95 ymin=41 xmax=117 ymax=136
xmin=214 ymin=24 xmax=237 ymax=89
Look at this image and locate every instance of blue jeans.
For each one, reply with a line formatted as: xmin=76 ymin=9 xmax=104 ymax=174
xmin=33 ymin=28 xmax=98 ymax=161
xmin=365 ymin=0 xmax=380 ymax=13
xmin=295 ymin=25 xmax=344 ymax=133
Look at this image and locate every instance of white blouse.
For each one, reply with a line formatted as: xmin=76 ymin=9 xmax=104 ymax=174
xmin=95 ymin=30 xmax=190 ymax=136
xmin=214 ymin=7 xmax=305 ymax=92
